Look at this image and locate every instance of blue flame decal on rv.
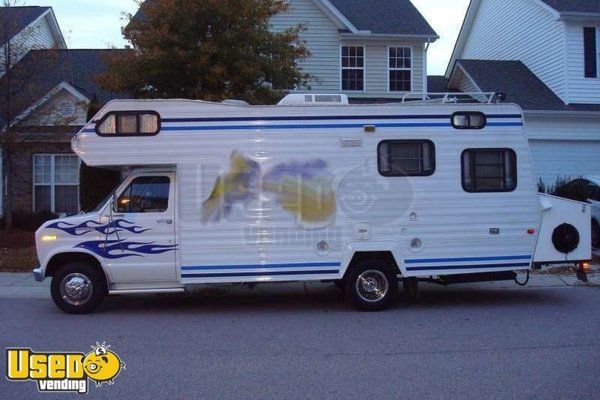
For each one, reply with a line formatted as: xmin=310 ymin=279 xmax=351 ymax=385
xmin=75 ymin=239 xmax=178 ymax=259
xmin=47 ymin=219 xmax=151 ymax=236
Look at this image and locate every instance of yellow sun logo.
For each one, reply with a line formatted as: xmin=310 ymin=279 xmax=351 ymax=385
xmin=82 ymin=342 xmax=125 ymax=386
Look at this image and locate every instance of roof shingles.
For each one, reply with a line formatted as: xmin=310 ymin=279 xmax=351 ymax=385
xmin=328 ymin=0 xmax=437 ymax=36
xmin=0 ymin=49 xmax=129 ymax=126
xmin=539 ymin=0 xmax=600 ymax=14
xmin=455 ymin=59 xmax=600 ymax=112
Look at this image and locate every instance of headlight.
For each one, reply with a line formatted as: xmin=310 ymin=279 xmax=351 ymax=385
xmin=41 ymin=235 xmax=58 ymax=242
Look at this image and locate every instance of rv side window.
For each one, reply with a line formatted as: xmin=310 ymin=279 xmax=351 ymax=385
xmin=96 ymin=111 xmax=160 ymax=136
xmin=462 ymin=149 xmax=517 ymax=192
xmin=378 ymin=140 xmax=435 ymax=177
xmin=452 ymin=112 xmax=486 ymax=129
xmin=116 ymin=176 xmax=170 ymax=213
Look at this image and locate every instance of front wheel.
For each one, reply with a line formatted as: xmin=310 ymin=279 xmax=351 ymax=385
xmin=592 ymin=220 xmax=599 ymax=249
xmin=344 ymin=260 xmax=398 ymax=311
xmin=51 ymin=262 xmax=107 ymax=314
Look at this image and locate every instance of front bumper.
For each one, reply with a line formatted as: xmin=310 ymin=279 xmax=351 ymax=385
xmin=33 ymin=267 xmax=45 ymax=282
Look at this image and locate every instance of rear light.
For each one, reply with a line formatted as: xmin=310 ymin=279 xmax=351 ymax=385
xmin=527 ymin=229 xmax=536 ymax=235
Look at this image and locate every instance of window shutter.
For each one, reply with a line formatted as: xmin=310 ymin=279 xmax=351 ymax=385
xmin=584 ymin=27 xmax=597 ymax=78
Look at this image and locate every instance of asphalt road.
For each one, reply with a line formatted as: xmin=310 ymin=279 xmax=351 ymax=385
xmin=1 ymin=282 xmax=599 ymax=400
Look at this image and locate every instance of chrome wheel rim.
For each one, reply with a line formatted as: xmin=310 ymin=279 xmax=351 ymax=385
xmin=356 ymin=270 xmax=389 ymax=303
xmin=60 ymin=273 xmax=93 ymax=306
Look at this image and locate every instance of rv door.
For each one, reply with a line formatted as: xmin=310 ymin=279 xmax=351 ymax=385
xmin=104 ymin=172 xmax=177 ymax=283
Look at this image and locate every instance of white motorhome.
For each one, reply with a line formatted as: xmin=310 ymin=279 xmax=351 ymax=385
xmin=33 ymin=94 xmax=592 ymax=313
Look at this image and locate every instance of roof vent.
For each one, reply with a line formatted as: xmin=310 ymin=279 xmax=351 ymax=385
xmin=278 ymin=94 xmax=349 ymax=106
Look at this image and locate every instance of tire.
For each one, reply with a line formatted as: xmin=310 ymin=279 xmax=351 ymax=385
xmin=344 ymin=259 xmax=398 ymax=311
xmin=50 ymin=262 xmax=107 ymax=314
xmin=592 ymin=220 xmax=600 ymax=250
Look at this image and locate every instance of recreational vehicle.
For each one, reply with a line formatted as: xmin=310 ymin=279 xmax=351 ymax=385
xmin=33 ymin=94 xmax=592 ymax=313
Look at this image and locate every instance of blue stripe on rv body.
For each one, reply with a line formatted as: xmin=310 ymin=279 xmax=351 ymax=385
xmin=405 ymin=262 xmax=531 ymax=272
xmin=181 ymin=262 xmax=341 ymax=271
xmin=405 ymin=255 xmax=532 ymax=264
xmin=82 ymin=114 xmax=523 ymax=133
xmin=181 ymin=270 xmax=340 ymax=279
xmin=81 ymin=121 xmax=523 ymax=133
xmin=160 ymin=114 xmax=523 ymax=123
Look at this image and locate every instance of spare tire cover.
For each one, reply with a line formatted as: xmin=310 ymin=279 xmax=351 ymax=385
xmin=552 ymin=223 xmax=580 ymax=254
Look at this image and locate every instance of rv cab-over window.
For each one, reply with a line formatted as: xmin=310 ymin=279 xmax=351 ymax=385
xmin=96 ymin=111 xmax=161 ymax=136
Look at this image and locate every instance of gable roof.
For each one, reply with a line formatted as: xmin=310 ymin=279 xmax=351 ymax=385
xmin=0 ymin=6 xmax=51 ymax=46
xmin=0 ymin=49 xmax=129 ymax=127
xmin=130 ymin=0 xmax=437 ymax=38
xmin=452 ymin=59 xmax=600 ymax=112
xmin=538 ymin=0 xmax=600 ymax=14
xmin=327 ymin=0 xmax=437 ymax=36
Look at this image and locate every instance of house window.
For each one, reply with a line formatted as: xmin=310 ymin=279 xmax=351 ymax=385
xmin=462 ymin=149 xmax=517 ymax=193
xmin=33 ymin=155 xmax=80 ymax=214
xmin=583 ymin=27 xmax=599 ymax=78
xmin=341 ymin=46 xmax=365 ymax=91
xmin=388 ymin=47 xmax=412 ymax=92
xmin=378 ymin=140 xmax=435 ymax=177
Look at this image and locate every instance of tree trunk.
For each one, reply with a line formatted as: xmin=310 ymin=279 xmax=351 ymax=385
xmin=3 ymin=149 xmax=13 ymax=231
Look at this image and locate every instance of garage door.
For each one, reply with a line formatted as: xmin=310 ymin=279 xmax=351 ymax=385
xmin=530 ymin=140 xmax=600 ymax=186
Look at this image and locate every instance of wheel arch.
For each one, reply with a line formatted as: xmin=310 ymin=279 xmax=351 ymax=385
xmin=45 ymin=251 xmax=109 ymax=289
xmin=341 ymin=241 xmax=406 ymax=278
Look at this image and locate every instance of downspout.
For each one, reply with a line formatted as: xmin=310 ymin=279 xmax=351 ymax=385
xmin=423 ymin=38 xmax=431 ymax=99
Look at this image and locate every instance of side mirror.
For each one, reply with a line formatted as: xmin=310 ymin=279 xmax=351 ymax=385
xmin=113 ymin=194 xmax=121 ymax=214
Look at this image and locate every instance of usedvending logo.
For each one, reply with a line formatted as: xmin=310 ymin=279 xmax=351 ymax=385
xmin=6 ymin=342 xmax=125 ymax=394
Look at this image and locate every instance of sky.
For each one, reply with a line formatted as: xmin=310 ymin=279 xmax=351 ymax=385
xmin=24 ymin=0 xmax=470 ymax=76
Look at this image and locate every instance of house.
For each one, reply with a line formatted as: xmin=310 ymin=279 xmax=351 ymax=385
xmin=0 ymin=6 xmax=127 ymax=217
xmin=0 ymin=6 xmax=66 ymax=76
xmin=443 ymin=0 xmax=600 ymax=184
xmin=270 ymin=0 xmax=439 ymax=100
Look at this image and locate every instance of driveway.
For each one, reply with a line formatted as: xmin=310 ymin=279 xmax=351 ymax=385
xmin=1 ymin=274 xmax=599 ymax=400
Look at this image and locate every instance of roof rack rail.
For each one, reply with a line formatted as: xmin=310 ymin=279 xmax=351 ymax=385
xmin=401 ymin=92 xmax=499 ymax=104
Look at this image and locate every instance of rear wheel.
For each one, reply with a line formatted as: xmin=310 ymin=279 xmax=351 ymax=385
xmin=344 ymin=260 xmax=398 ymax=311
xmin=50 ymin=262 xmax=107 ymax=314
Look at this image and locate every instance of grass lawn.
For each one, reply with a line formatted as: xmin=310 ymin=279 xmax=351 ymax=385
xmin=0 ymin=231 xmax=38 ymax=272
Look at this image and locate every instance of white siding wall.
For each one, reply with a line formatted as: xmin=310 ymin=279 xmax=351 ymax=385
xmin=18 ymin=89 xmax=89 ymax=127
xmin=461 ymin=0 xmax=567 ymax=101
xmin=525 ymin=114 xmax=600 ymax=183
xmin=0 ymin=14 xmax=58 ymax=76
xmin=565 ymin=23 xmax=600 ymax=104
xmin=270 ymin=0 xmax=342 ymax=92
xmin=340 ymin=39 xmax=424 ymax=98
xmin=270 ymin=0 xmax=426 ymax=98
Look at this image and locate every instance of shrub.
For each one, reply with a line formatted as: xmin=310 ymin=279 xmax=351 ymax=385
xmin=0 ymin=211 xmax=58 ymax=231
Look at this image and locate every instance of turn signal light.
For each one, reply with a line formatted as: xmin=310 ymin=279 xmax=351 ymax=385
xmin=527 ymin=229 xmax=536 ymax=235
xmin=41 ymin=235 xmax=58 ymax=242
xmin=582 ymin=262 xmax=590 ymax=271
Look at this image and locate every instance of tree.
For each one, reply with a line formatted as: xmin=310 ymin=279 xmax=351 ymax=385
xmin=1 ymin=1 xmax=68 ymax=230
xmin=98 ymin=0 xmax=310 ymax=104
xmin=1 ymin=0 xmax=27 ymax=230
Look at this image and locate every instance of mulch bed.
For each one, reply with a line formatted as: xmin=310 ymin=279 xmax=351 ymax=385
xmin=0 ymin=231 xmax=35 ymax=249
xmin=0 ymin=231 xmax=37 ymax=272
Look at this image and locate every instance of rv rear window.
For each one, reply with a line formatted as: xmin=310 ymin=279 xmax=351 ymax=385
xmin=462 ymin=149 xmax=517 ymax=192
xmin=96 ymin=111 xmax=161 ymax=136
xmin=452 ymin=112 xmax=486 ymax=129
xmin=378 ymin=140 xmax=436 ymax=177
